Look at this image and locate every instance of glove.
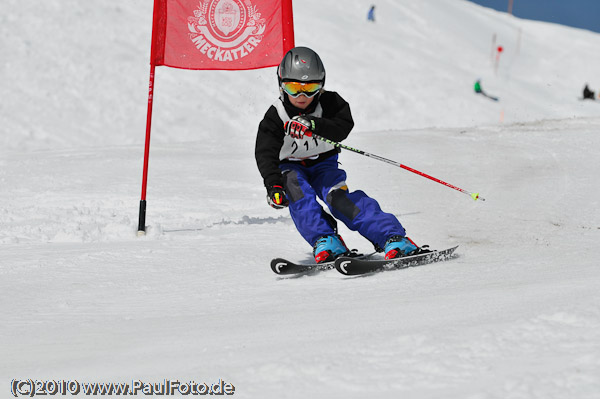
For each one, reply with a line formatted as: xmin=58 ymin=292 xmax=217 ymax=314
xmin=285 ymin=115 xmax=315 ymax=139
xmin=266 ymin=185 xmax=289 ymax=209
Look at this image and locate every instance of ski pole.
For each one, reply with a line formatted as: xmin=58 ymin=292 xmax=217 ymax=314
xmin=308 ymin=132 xmax=485 ymax=201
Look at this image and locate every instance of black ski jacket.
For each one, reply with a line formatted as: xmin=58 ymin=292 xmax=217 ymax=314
xmin=255 ymin=91 xmax=354 ymax=188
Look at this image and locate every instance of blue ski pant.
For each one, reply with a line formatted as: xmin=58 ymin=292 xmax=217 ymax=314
xmin=280 ymin=155 xmax=406 ymax=249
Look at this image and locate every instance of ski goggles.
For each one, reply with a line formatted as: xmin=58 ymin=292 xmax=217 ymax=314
xmin=281 ymin=81 xmax=322 ymax=98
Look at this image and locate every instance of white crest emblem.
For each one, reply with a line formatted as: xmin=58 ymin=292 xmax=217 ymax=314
xmin=214 ymin=0 xmax=241 ymax=36
xmin=188 ymin=0 xmax=266 ymax=62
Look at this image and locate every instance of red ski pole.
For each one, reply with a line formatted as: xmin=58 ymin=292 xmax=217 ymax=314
xmin=308 ymin=133 xmax=485 ymax=201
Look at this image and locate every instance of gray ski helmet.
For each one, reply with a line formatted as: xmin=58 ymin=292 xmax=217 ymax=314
xmin=277 ymin=47 xmax=326 ymax=86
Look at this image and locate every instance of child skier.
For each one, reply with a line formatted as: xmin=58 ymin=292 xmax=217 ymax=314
xmin=255 ymin=46 xmax=421 ymax=263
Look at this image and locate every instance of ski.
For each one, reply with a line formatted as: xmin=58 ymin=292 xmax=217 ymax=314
xmin=482 ymin=93 xmax=499 ymax=102
xmin=271 ymin=251 xmax=375 ymax=276
xmin=335 ymin=246 xmax=459 ymax=276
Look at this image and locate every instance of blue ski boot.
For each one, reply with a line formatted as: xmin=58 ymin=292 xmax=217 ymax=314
xmin=313 ymin=234 xmax=349 ymax=263
xmin=384 ymin=235 xmax=419 ymax=260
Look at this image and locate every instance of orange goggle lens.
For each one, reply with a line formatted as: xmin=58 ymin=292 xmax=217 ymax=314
xmin=281 ymin=81 xmax=322 ymax=98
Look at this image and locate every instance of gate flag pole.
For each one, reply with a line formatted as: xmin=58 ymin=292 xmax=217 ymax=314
xmin=137 ymin=63 xmax=156 ymax=236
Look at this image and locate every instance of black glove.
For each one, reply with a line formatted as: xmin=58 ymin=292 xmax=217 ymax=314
xmin=266 ymin=185 xmax=289 ymax=209
xmin=285 ymin=115 xmax=315 ymax=139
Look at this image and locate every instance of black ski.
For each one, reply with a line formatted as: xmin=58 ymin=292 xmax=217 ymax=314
xmin=335 ymin=246 xmax=459 ymax=276
xmin=271 ymin=251 xmax=375 ymax=276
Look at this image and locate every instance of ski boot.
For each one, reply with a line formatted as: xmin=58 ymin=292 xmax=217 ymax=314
xmin=313 ymin=234 xmax=349 ymax=263
xmin=384 ymin=235 xmax=421 ymax=260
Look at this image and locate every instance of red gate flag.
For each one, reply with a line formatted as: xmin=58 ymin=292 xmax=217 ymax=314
xmin=150 ymin=0 xmax=295 ymax=70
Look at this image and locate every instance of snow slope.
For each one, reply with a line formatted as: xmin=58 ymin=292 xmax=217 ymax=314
xmin=2 ymin=0 xmax=600 ymax=398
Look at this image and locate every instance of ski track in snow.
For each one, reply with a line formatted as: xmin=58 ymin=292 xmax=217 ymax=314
xmin=2 ymin=0 xmax=600 ymax=398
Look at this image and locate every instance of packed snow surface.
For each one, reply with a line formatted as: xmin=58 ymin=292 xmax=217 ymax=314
xmin=1 ymin=0 xmax=599 ymax=398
